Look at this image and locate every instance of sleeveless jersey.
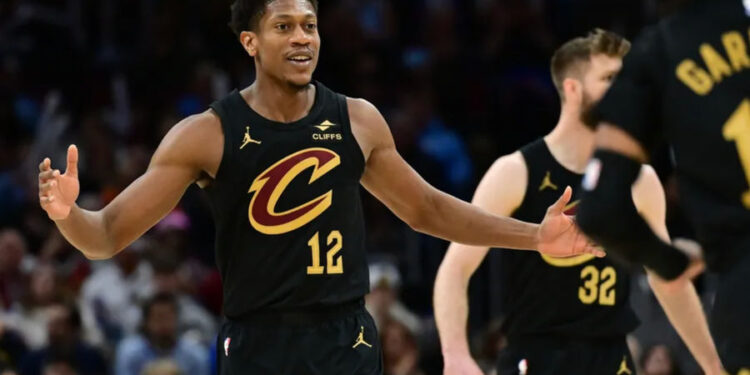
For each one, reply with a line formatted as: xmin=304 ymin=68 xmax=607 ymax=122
xmin=205 ymin=81 xmax=369 ymax=318
xmin=497 ymin=139 xmax=639 ymax=341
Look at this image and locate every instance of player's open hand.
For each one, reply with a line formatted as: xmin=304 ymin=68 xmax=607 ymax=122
xmin=39 ymin=145 xmax=80 ymax=220
xmin=537 ymin=186 xmax=605 ymax=258
xmin=443 ymin=354 xmax=484 ymax=375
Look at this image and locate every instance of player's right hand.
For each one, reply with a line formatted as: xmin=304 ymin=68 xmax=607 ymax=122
xmin=39 ymin=145 xmax=80 ymax=221
xmin=443 ymin=355 xmax=484 ymax=375
xmin=537 ymin=186 xmax=606 ymax=258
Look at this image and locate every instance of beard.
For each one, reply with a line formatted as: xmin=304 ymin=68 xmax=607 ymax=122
xmin=580 ymin=91 xmax=600 ymax=129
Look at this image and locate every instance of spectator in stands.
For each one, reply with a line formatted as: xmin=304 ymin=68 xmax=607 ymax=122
xmin=0 ymin=229 xmax=31 ymax=312
xmin=19 ymin=303 xmax=107 ymax=375
xmin=148 ymin=252 xmax=216 ymax=345
xmin=366 ymin=261 xmax=421 ymax=336
xmin=1 ymin=264 xmax=62 ymax=349
xmin=640 ymin=344 xmax=682 ymax=375
xmin=79 ymin=240 xmax=153 ymax=348
xmin=382 ymin=319 xmax=424 ymax=375
xmin=114 ymin=293 xmax=208 ymax=375
xmin=0 ymin=319 xmax=28 ymax=374
xmin=40 ymin=356 xmax=79 ymax=375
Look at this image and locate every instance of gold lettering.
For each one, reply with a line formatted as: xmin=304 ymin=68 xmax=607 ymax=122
xmin=676 ymin=59 xmax=714 ymax=95
xmin=722 ymin=31 xmax=750 ymax=72
xmin=700 ymin=43 xmax=733 ymax=82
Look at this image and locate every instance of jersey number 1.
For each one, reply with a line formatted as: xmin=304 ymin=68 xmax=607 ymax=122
xmin=723 ymin=99 xmax=750 ymax=209
xmin=307 ymin=231 xmax=343 ymax=275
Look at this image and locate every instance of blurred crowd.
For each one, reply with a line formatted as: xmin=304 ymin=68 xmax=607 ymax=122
xmin=0 ymin=0 xmax=717 ymax=374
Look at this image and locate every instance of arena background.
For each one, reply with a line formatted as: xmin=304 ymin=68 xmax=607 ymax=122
xmin=0 ymin=1 xmax=715 ymax=374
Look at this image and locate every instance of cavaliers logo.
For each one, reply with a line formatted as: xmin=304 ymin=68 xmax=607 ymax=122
xmin=541 ymin=199 xmax=596 ymax=267
xmin=248 ymin=148 xmax=341 ymax=235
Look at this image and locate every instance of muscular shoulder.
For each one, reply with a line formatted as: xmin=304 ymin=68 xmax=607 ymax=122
xmin=346 ymin=97 xmax=392 ymax=161
xmin=473 ymin=151 xmax=527 ymax=215
xmin=485 ymin=152 xmax=527 ymax=185
xmin=152 ymin=110 xmax=223 ymax=180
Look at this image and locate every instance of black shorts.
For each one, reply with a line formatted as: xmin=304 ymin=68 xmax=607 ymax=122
xmin=496 ymin=335 xmax=635 ymax=375
xmin=711 ymin=250 xmax=750 ymax=373
xmin=217 ymin=300 xmax=382 ymax=375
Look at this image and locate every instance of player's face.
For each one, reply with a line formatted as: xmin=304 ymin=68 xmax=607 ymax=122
xmin=582 ymin=53 xmax=622 ymax=105
xmin=146 ymin=303 xmax=177 ymax=348
xmin=248 ymin=0 xmax=320 ymax=89
xmin=580 ymin=53 xmax=622 ymax=125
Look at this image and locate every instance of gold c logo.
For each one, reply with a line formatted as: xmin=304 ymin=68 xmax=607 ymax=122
xmin=248 ymin=148 xmax=340 ymax=235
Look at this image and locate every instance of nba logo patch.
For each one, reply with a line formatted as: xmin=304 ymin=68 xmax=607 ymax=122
xmin=224 ymin=337 xmax=231 ymax=357
xmin=518 ymin=359 xmax=528 ymax=375
xmin=582 ymin=158 xmax=602 ymax=191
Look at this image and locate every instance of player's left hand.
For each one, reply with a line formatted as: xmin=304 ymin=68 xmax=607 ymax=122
xmin=537 ymin=186 xmax=606 ymax=258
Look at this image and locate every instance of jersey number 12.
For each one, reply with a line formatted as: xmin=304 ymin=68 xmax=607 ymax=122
xmin=307 ymin=231 xmax=343 ymax=275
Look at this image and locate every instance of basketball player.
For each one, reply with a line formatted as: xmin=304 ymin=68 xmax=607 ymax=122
xmin=577 ymin=1 xmax=750 ymax=373
xmin=36 ymin=0 xmax=602 ymax=374
xmin=435 ymin=30 xmax=722 ymax=374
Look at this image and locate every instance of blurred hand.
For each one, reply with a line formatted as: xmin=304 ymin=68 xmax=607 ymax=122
xmin=39 ymin=145 xmax=80 ymax=220
xmin=443 ymin=354 xmax=484 ymax=375
xmin=537 ymin=186 xmax=606 ymax=258
xmin=649 ymin=257 xmax=705 ymax=294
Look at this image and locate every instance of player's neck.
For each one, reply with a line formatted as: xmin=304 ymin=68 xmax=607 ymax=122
xmin=544 ymin=112 xmax=595 ymax=174
xmin=244 ymin=76 xmax=316 ymax=123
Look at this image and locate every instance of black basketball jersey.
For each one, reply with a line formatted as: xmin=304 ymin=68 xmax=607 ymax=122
xmin=204 ymin=81 xmax=369 ymax=318
xmin=497 ymin=139 xmax=638 ymax=341
xmin=595 ymin=0 xmax=750 ymax=271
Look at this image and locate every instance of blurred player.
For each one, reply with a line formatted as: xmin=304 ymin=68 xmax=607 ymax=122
xmin=36 ymin=0 xmax=601 ymax=374
xmin=577 ymin=0 xmax=749 ymax=373
xmin=435 ymin=30 xmax=721 ymax=374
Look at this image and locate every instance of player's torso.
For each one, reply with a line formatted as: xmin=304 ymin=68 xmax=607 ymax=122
xmin=205 ymin=82 xmax=369 ymax=317
xmin=497 ymin=139 xmax=638 ymax=340
xmin=659 ymin=0 xmax=750 ymax=268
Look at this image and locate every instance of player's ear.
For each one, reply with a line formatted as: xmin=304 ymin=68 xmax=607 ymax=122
xmin=562 ymin=78 xmax=583 ymax=105
xmin=240 ymin=31 xmax=260 ymax=57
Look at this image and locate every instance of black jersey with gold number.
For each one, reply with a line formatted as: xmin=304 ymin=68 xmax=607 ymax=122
xmin=498 ymin=139 xmax=638 ymax=341
xmin=205 ymin=81 xmax=368 ymax=318
xmin=595 ymin=0 xmax=750 ymax=271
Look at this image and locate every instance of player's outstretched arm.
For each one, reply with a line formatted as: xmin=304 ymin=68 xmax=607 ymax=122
xmin=631 ymin=166 xmax=723 ymax=375
xmin=38 ymin=112 xmax=222 ymax=260
xmin=349 ymin=97 xmax=602 ymax=257
xmin=578 ymin=124 xmax=690 ymax=279
xmin=434 ymin=153 xmax=526 ymax=375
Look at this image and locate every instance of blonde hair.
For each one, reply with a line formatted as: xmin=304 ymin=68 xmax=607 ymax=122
xmin=550 ymin=29 xmax=631 ymax=99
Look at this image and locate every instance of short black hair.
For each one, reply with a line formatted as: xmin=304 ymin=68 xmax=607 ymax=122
xmin=142 ymin=292 xmax=179 ymax=319
xmin=229 ymin=0 xmax=319 ymax=37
